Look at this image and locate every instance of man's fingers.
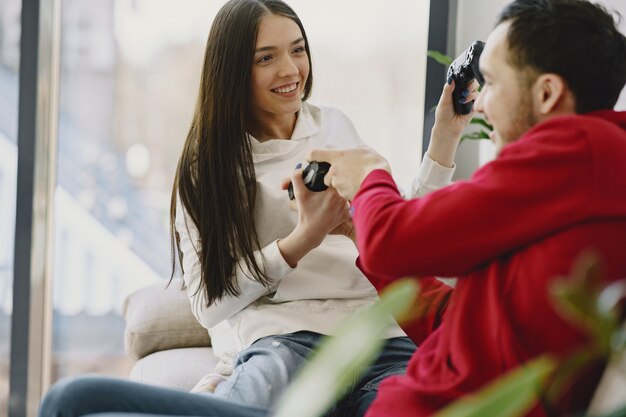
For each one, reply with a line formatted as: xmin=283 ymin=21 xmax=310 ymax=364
xmin=306 ymin=148 xmax=336 ymax=164
xmin=466 ymin=80 xmax=480 ymax=101
xmin=438 ymin=80 xmax=455 ymax=108
xmin=466 ymin=90 xmax=479 ymax=103
xmin=280 ymin=177 xmax=291 ymax=190
xmin=324 ymin=166 xmax=336 ymax=188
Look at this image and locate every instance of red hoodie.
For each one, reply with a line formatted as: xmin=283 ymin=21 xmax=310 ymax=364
xmin=353 ymin=111 xmax=626 ymax=417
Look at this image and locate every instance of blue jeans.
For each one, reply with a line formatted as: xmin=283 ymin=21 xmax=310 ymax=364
xmin=213 ymin=331 xmax=318 ymax=408
xmin=214 ymin=332 xmax=415 ymax=414
xmin=39 ymin=334 xmax=415 ymax=417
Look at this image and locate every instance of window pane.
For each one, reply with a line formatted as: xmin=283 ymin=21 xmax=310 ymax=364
xmin=0 ymin=0 xmax=21 ymax=415
xmin=51 ymin=0 xmax=428 ymax=384
xmin=51 ymin=0 xmax=220 ymax=382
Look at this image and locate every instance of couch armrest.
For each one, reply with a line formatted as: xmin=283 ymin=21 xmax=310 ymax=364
xmin=129 ymin=347 xmax=218 ymax=391
xmin=123 ymin=278 xmax=211 ymax=361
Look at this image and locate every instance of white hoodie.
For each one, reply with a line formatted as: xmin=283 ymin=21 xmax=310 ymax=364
xmin=175 ymin=102 xmax=455 ymax=375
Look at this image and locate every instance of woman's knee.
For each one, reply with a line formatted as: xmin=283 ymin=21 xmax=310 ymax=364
xmin=239 ymin=340 xmax=304 ymax=374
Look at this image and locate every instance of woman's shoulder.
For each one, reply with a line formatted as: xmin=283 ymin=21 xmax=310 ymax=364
xmin=304 ymin=101 xmax=348 ymax=118
xmin=302 ymin=101 xmax=354 ymax=128
xmin=301 ymin=102 xmax=363 ymax=147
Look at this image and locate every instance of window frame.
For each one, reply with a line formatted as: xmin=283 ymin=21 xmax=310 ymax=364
xmin=9 ymin=1 xmax=60 ymax=417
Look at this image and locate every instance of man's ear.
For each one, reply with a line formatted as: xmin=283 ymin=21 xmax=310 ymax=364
xmin=533 ymin=74 xmax=570 ymax=115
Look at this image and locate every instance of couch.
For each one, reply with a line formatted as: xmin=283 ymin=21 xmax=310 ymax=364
xmin=123 ymin=279 xmax=217 ymax=391
xmin=123 ymin=279 xmax=626 ymax=413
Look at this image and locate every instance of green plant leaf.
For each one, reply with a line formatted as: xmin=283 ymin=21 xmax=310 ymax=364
xmin=597 ymin=280 xmax=626 ymax=316
xmin=433 ymin=356 xmax=556 ymax=417
xmin=461 ymin=130 xmax=490 ymax=141
xmin=543 ymin=346 xmax=599 ymax=405
xmin=592 ymin=404 xmax=626 ymax=417
xmin=470 ymin=117 xmax=493 ymax=131
xmin=545 ymin=253 xmax=626 ymax=409
xmin=611 ymin=327 xmax=626 ymax=353
xmin=273 ymin=279 xmax=420 ymax=417
xmin=549 ymin=253 xmax=622 ymax=357
xmin=428 ymin=50 xmax=453 ymax=67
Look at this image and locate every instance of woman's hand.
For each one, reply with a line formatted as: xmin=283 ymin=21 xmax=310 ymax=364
xmin=277 ymin=168 xmax=351 ymax=267
xmin=428 ymin=79 xmax=480 ymax=167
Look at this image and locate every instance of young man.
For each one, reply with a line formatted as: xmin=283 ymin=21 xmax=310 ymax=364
xmin=309 ymin=1 xmax=626 ymax=416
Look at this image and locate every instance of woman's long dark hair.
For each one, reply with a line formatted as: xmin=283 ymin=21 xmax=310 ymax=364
xmin=170 ymin=0 xmax=313 ymax=305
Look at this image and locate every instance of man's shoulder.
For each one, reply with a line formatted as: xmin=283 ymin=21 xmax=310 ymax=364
xmin=514 ymin=112 xmax=625 ymax=151
xmin=530 ymin=111 xmax=626 ymax=137
xmin=580 ymin=110 xmax=626 ymax=137
xmin=498 ymin=111 xmax=626 ymax=165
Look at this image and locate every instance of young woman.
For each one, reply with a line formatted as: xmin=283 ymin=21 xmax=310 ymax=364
xmin=170 ymin=0 xmax=413 ymax=412
xmin=38 ymin=0 xmax=478 ymax=416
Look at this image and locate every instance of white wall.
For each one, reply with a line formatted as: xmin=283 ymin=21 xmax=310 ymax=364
xmin=602 ymin=0 xmax=626 ymax=111
xmin=298 ymin=0 xmax=430 ymax=191
xmin=454 ymin=0 xmax=626 ymax=178
xmin=115 ymin=0 xmax=431 ymax=191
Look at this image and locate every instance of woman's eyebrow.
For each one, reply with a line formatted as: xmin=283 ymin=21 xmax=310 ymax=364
xmin=255 ymin=37 xmax=305 ymax=53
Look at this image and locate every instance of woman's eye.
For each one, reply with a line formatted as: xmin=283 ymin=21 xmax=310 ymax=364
xmin=257 ymin=55 xmax=272 ymax=64
xmin=293 ymin=46 xmax=305 ymax=54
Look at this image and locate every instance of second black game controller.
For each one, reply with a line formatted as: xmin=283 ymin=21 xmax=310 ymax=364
xmin=287 ymin=161 xmax=331 ymax=200
xmin=447 ymin=40 xmax=485 ymax=115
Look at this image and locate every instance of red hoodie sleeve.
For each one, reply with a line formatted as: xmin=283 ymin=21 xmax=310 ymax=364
xmin=356 ymin=258 xmax=453 ymax=345
xmin=351 ymin=121 xmax=592 ymax=280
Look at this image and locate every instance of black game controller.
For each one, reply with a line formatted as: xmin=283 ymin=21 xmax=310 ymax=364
xmin=447 ymin=40 xmax=485 ymax=115
xmin=287 ymin=161 xmax=331 ymax=200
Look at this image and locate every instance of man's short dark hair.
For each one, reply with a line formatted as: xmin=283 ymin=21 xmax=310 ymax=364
xmin=498 ymin=0 xmax=626 ymax=113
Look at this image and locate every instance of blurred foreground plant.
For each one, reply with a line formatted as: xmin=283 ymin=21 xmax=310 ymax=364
xmin=434 ymin=252 xmax=626 ymax=417
xmin=274 ymin=253 xmax=626 ymax=417
xmin=433 ymin=355 xmax=557 ymax=417
xmin=273 ymin=279 xmax=420 ymax=417
xmin=546 ymin=252 xmax=626 ymax=412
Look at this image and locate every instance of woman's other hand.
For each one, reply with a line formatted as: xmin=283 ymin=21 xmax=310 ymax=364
xmin=277 ymin=168 xmax=351 ymax=266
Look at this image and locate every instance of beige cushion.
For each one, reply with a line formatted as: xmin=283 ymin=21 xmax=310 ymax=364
xmin=129 ymin=347 xmax=218 ymax=391
xmin=123 ymin=279 xmax=211 ymax=360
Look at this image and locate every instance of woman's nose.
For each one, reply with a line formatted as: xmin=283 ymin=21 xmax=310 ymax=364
xmin=278 ymin=56 xmax=298 ymax=78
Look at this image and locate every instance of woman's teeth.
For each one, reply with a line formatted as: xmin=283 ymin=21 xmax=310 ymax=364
xmin=273 ymin=83 xmax=297 ymax=94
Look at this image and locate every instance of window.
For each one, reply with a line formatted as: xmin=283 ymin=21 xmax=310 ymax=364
xmin=4 ymin=0 xmax=429 ymax=408
xmin=49 ymin=0 xmax=429 ymax=385
xmin=0 ymin=0 xmax=21 ymax=414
